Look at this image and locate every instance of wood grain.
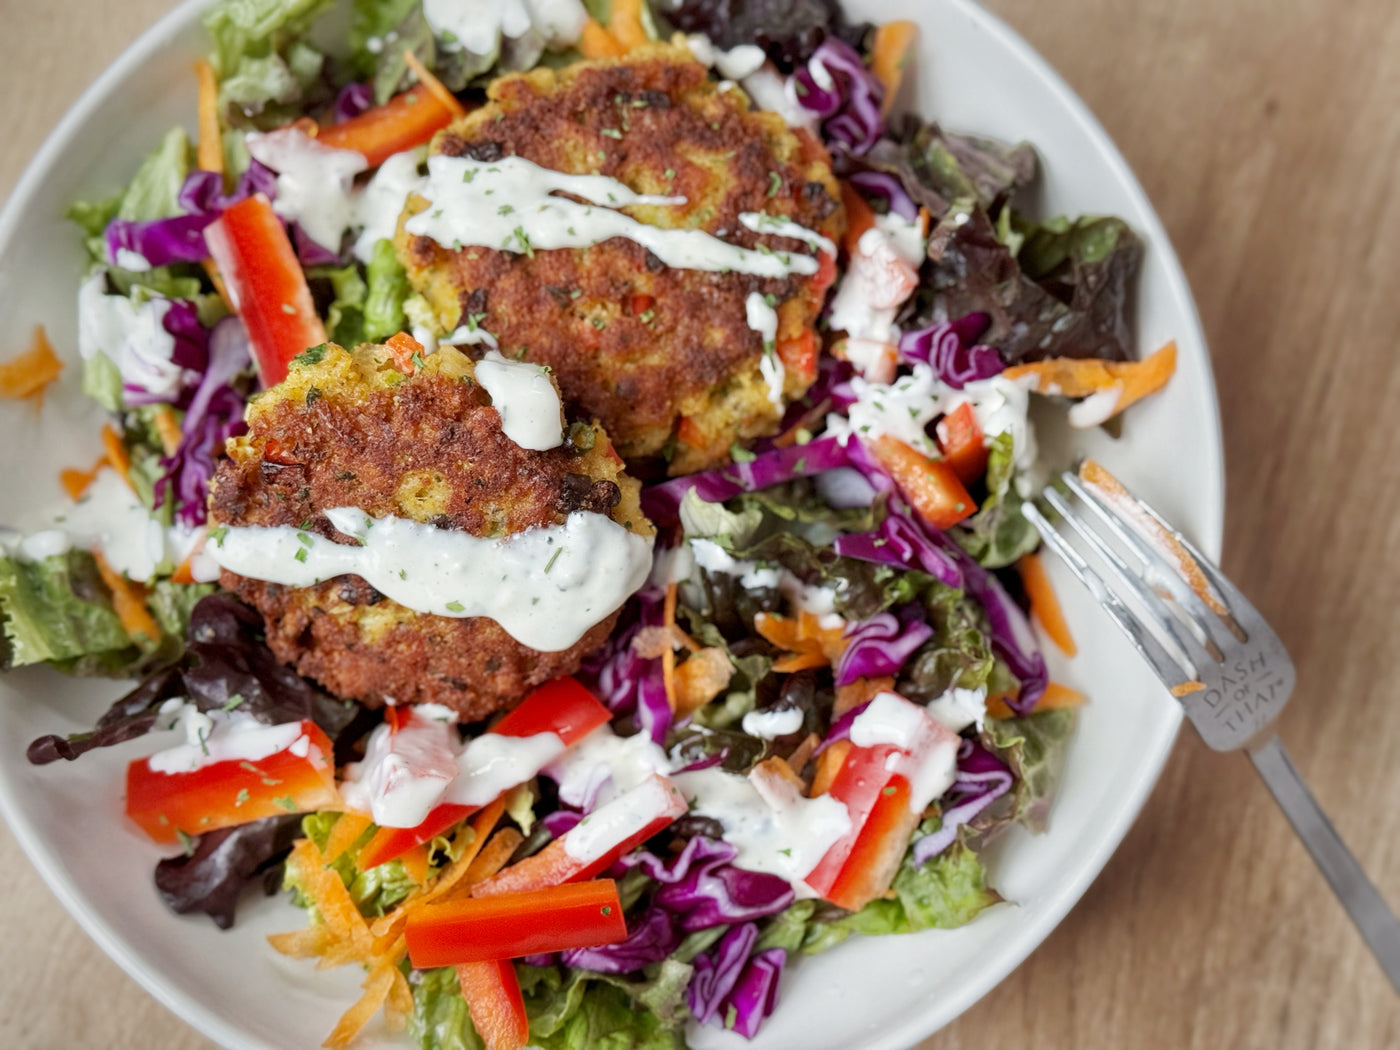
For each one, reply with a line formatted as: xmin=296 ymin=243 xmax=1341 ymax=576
xmin=0 ymin=1 xmax=1396 ymax=1048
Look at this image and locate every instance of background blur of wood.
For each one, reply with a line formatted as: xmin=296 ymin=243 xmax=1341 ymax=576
xmin=1 ymin=0 xmax=1397 ymax=1046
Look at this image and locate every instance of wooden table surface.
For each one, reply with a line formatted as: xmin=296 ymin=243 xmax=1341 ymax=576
xmin=2 ymin=1 xmax=1398 ymax=1047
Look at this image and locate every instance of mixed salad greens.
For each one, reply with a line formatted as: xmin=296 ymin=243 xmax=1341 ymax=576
xmin=2 ymin=0 xmax=1179 ymax=1046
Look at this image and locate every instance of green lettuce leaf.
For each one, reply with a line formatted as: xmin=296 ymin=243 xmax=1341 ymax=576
xmin=364 ymin=239 xmax=410 ymax=342
xmin=350 ymin=0 xmax=420 ymax=78
xmin=898 ymin=584 xmax=997 ymax=700
xmin=518 ymin=966 xmax=686 ymax=1050
xmin=291 ymin=810 xmax=424 ymax=919
xmin=203 ymin=0 xmax=335 ymax=126
xmin=410 ymin=966 xmax=484 ymax=1050
xmin=117 ymin=127 xmax=192 ymax=223
xmin=0 ymin=550 xmax=135 ymax=668
xmin=980 ymin=708 xmax=1078 ymax=833
xmin=954 ymin=432 xmax=1038 ymax=570
xmin=308 ymin=262 xmax=369 ymax=347
xmin=798 ymin=842 xmax=1002 ymax=954
xmin=82 ymin=352 xmax=124 ymax=413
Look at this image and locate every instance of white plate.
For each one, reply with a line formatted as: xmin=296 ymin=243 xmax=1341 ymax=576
xmin=0 ymin=1 xmax=1223 ymax=1047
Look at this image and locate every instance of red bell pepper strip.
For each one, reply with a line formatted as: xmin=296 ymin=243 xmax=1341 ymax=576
xmin=316 ymin=88 xmax=461 ymax=169
xmin=405 ymin=880 xmax=627 ymax=967
xmin=869 ymin=433 xmax=976 ymax=531
xmin=126 ymin=720 xmax=338 ymax=844
xmin=473 ymin=774 xmax=687 ymax=897
xmin=804 ymin=694 xmax=958 ymax=912
xmin=935 ymin=402 xmax=989 ymax=485
xmin=454 ymin=960 xmax=530 ymax=1050
xmin=356 ymin=677 xmax=612 ymax=871
xmin=204 ymin=195 xmax=327 ymax=388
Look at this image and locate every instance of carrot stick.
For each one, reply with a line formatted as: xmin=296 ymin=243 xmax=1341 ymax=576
xmin=869 ymin=22 xmax=918 ymax=116
xmin=1002 ymin=341 xmax=1177 ymax=426
xmin=401 ymin=50 xmax=468 ymax=119
xmin=579 ymin=18 xmax=626 ymax=58
xmin=60 ymin=456 xmax=108 ymax=501
xmin=0 ymin=326 xmax=64 ymax=401
xmin=194 ymin=59 xmax=223 ymax=174
xmin=661 ymin=582 xmax=678 ymax=711
xmin=99 ymin=422 xmax=133 ymax=490
xmin=324 ymin=811 xmax=374 ymax=865
xmin=153 ymin=405 xmax=183 ymax=456
xmin=92 ymin=551 xmax=161 ymax=646
xmin=1017 ymin=552 xmax=1076 ymax=657
xmin=608 ymin=0 xmax=649 ymax=50
xmin=810 ymin=739 xmax=851 ymax=797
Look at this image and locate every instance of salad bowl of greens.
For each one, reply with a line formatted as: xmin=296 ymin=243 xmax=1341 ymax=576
xmin=0 ymin=0 xmax=1222 ymax=1048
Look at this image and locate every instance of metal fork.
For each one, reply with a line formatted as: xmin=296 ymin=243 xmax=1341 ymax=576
xmin=1022 ymin=461 xmax=1400 ymax=993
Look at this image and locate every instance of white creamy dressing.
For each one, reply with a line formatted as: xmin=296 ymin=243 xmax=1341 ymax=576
xmin=444 ymin=730 xmax=565 ymax=807
xmin=1067 ymin=385 xmax=1124 ymax=429
xmin=545 ymin=723 xmax=673 ymax=810
xmin=689 ymin=538 xmax=780 ymax=591
xmin=424 ymin=0 xmax=587 ymax=55
xmin=685 ymin=36 xmax=766 ymax=81
xmin=404 ymin=155 xmax=822 ymax=279
xmin=353 ymin=149 xmax=427 ymax=263
xmin=208 ymin=507 xmax=653 ymax=652
xmin=740 ymin=706 xmax=804 ymax=739
xmin=78 ymin=273 xmax=183 ymax=401
xmin=146 ymin=704 xmax=315 ymax=776
xmin=113 ymin=248 xmax=152 ymax=272
xmin=246 ymin=128 xmax=368 ymax=253
xmin=672 ymin=766 xmax=850 ymax=895
xmin=474 ymin=350 xmax=564 ymax=450
xmin=740 ymin=66 xmax=820 ymax=131
xmin=738 ymin=212 xmax=836 ymax=257
xmin=339 ymin=703 xmax=460 ymax=827
xmin=744 ymin=292 xmax=784 ymax=407
xmin=849 ymin=692 xmax=960 ymax=814
xmin=563 ymin=774 xmax=686 ymax=864
xmin=827 ymin=213 xmax=926 ymax=349
xmin=925 ymin=686 xmax=988 ymax=734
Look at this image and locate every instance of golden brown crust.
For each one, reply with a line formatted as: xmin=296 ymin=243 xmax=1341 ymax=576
xmin=397 ymin=46 xmax=844 ymax=475
xmin=208 ymin=342 xmax=650 ymax=720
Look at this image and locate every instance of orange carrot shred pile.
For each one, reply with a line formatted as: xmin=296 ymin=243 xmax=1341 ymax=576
xmin=1017 ymin=552 xmax=1077 ymax=656
xmin=0 ymin=326 xmax=64 ymax=402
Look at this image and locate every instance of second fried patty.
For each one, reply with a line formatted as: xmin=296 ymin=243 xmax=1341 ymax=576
xmin=397 ymin=45 xmax=845 ymax=476
xmin=207 ymin=341 xmax=652 ymax=723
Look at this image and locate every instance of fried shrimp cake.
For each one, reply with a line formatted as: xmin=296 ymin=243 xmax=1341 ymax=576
xmin=207 ymin=340 xmax=653 ymax=722
xmin=397 ymin=44 xmax=845 ymax=475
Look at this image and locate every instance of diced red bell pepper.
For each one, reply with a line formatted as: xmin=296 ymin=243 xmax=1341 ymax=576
xmin=405 ymin=880 xmax=627 ymax=967
xmin=204 ymin=195 xmax=327 ymax=388
xmin=316 ymin=88 xmax=461 ymax=169
xmin=455 ymin=960 xmax=530 ymax=1050
xmin=126 ymin=720 xmax=338 ymax=844
xmin=473 ymin=774 xmax=687 ymax=897
xmin=356 ymin=677 xmax=612 ymax=871
xmin=936 ymin=402 xmax=989 ymax=485
xmin=803 ymin=695 xmax=958 ymax=912
xmin=869 ymin=434 xmax=976 ymax=530
xmin=777 ymin=329 xmax=819 ymax=385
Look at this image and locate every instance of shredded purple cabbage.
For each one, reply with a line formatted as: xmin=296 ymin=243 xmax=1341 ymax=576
xmin=723 ymin=948 xmax=786 ymax=1038
xmin=541 ymin=810 xmax=583 ymax=838
xmin=831 ymin=497 xmax=963 ymax=588
xmin=910 ymin=739 xmax=1014 ymax=864
xmin=687 ymin=922 xmax=759 ymax=1026
xmin=332 ymin=82 xmax=374 ymax=123
xmin=814 ymin=698 xmax=870 ymax=756
xmin=958 ymin=560 xmax=1046 ymax=714
xmin=559 ymin=907 xmax=682 ymax=975
xmin=119 ymin=300 xmax=209 ymax=409
xmin=293 ymin=222 xmax=344 ymax=267
xmin=104 ymin=162 xmax=276 ymax=270
xmin=791 ymin=38 xmax=885 ymax=156
xmin=898 ymin=314 xmax=1004 ymax=389
xmin=624 ymin=837 xmax=794 ymax=932
xmin=847 ymin=170 xmax=917 ymax=222
xmin=155 ymin=315 xmax=252 ymax=527
xmin=579 ymin=587 xmax=672 ymax=746
xmin=834 ymin=605 xmax=933 ymax=686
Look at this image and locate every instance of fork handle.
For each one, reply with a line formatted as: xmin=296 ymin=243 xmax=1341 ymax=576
xmin=1248 ymin=735 xmax=1400 ymax=993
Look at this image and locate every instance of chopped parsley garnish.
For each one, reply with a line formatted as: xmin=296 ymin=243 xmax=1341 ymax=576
xmin=730 ymin=443 xmax=757 ymax=463
xmin=234 ymin=788 xmax=250 ymax=807
xmin=513 ymin=226 xmax=534 ymax=257
xmin=767 ymin=171 xmax=782 ymax=197
xmin=462 ymin=169 xmax=477 ymax=183
xmin=294 ymin=548 xmax=308 ymax=563
xmin=764 ymin=293 xmax=778 ymax=308
xmin=176 ymin=829 xmax=197 ymax=857
xmin=296 ymin=532 xmax=313 ymax=547
xmin=544 ymin=547 xmax=563 ymax=574
xmin=600 ymin=128 xmax=623 ymax=139
xmin=208 ymin=526 xmax=229 ymax=547
xmin=591 ymin=317 xmax=606 ymax=330
xmin=446 ymin=600 xmax=465 ymax=612
xmin=273 ymin=795 xmax=299 ymax=812
xmin=220 ymin=694 xmax=245 ymax=712
xmin=497 ymin=204 xmax=514 ymax=215
xmin=639 ymin=308 xmax=656 ymax=324
xmin=664 ymin=168 xmax=676 ymax=180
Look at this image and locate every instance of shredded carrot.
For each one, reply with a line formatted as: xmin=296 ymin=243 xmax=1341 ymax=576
xmin=170 ymin=558 xmax=197 ymax=585
xmin=384 ymin=331 xmax=425 ymax=373
xmin=1170 ymin=681 xmax=1206 ymax=698
xmin=153 ymin=405 xmax=183 ymax=456
xmin=382 ymin=946 xmax=415 ymax=1031
xmin=99 ymin=423 xmax=133 ymax=490
xmin=0 ymin=326 xmax=64 ymax=401
xmin=839 ymin=180 xmax=876 ymax=257
xmin=869 ymin=22 xmax=918 ymax=116
xmin=833 ymin=675 xmax=894 ymax=717
xmin=92 ymin=551 xmax=161 ymax=646
xmin=463 ymin=827 xmax=524 ymax=886
xmin=1017 ymin=552 xmax=1077 ymax=657
xmin=194 ymin=59 xmax=223 ymax=174
xmin=810 ymin=739 xmax=851 ymax=797
xmin=60 ymin=456 xmax=108 ymax=501
xmin=785 ymin=732 xmax=821 ymax=775
xmin=673 ymin=647 xmax=734 ymax=715
xmin=985 ymin=681 xmax=1088 ymax=720
xmin=1002 ymin=341 xmax=1177 ymax=425
xmin=401 ymin=49 xmax=468 ymax=118
xmin=289 ymin=838 xmax=375 ymax=961
xmin=755 ymin=611 xmax=847 ymax=672
xmin=608 ymin=0 xmax=649 ymax=50
xmin=661 ymin=581 xmax=678 ymax=711
xmin=202 ymin=258 xmax=232 ymax=309
xmin=324 ymin=811 xmax=374 ymax=866
xmin=752 ymin=756 xmax=805 ymax=795
xmin=579 ymin=17 xmax=626 ymax=58
xmin=268 ymin=925 xmax=337 ymax=959
xmin=400 ymin=844 xmax=431 ymax=886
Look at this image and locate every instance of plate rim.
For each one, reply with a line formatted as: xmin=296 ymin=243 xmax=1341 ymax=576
xmin=0 ymin=0 xmax=1225 ymax=1046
